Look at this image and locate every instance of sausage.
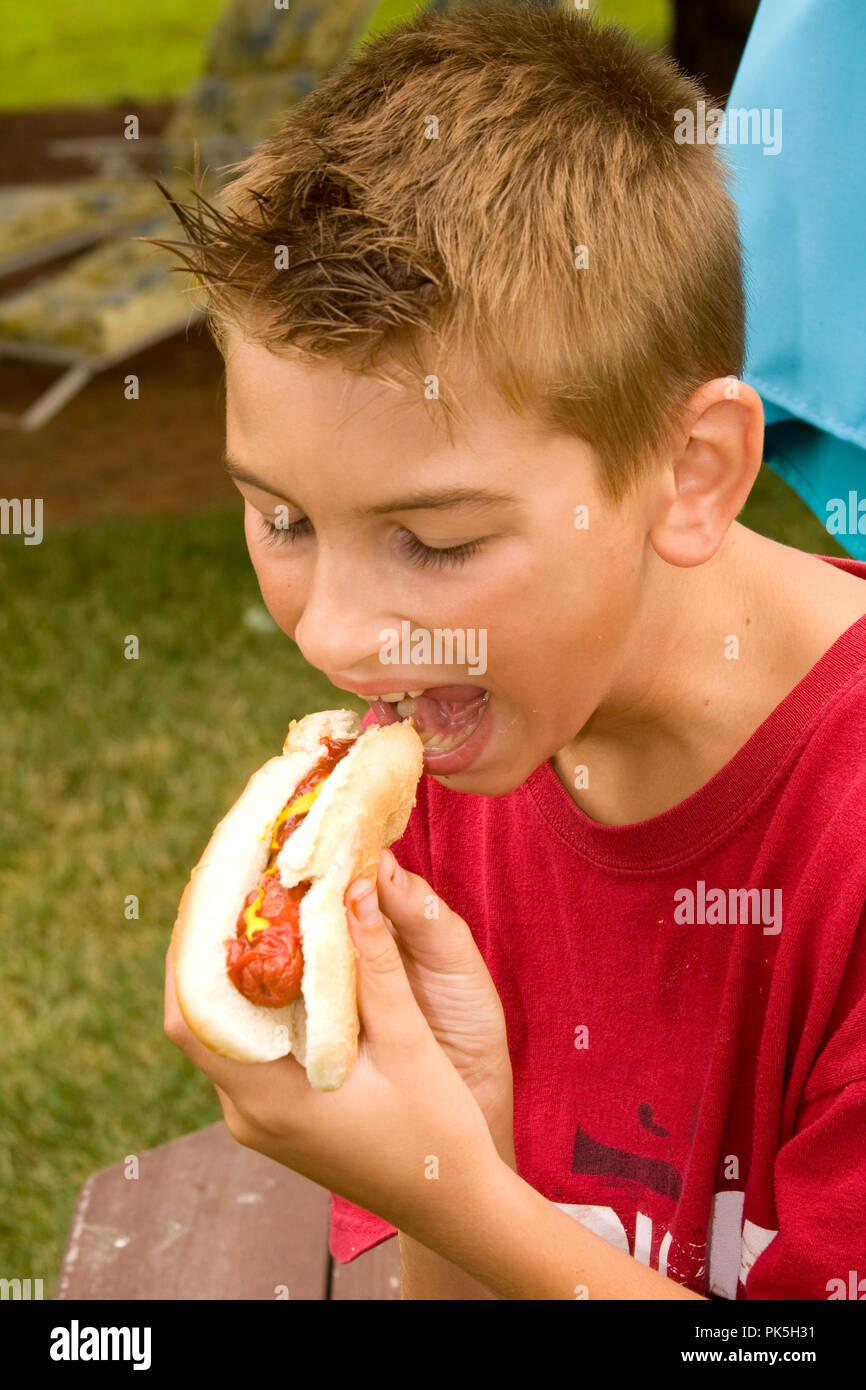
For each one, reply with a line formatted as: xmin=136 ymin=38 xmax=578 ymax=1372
xmin=224 ymin=737 xmax=357 ymax=1007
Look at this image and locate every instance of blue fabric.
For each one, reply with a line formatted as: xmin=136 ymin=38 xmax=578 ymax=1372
xmin=724 ymin=0 xmax=866 ymax=559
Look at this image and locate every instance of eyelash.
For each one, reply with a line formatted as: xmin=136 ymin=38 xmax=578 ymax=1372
xmin=255 ymin=513 xmax=483 ymax=569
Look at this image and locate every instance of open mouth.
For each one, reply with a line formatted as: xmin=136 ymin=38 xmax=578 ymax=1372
xmin=366 ymin=685 xmax=489 ymax=755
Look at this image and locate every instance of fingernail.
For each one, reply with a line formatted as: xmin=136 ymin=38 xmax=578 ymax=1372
xmin=351 ymin=883 xmax=380 ymax=924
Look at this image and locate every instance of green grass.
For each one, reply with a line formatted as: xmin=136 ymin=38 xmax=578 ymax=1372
xmin=0 ymin=0 xmax=225 ymax=110
xmin=0 ymin=466 xmax=848 ymax=1295
xmin=594 ymin=0 xmax=672 ymax=48
xmin=0 ymin=506 xmax=369 ymax=1295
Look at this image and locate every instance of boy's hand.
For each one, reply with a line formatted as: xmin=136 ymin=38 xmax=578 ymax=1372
xmin=165 ymin=869 xmax=505 ymax=1243
xmin=375 ymin=848 xmax=514 ymax=1154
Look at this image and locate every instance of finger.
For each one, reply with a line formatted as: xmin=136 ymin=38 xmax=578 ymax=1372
xmin=344 ymin=876 xmax=429 ymax=1051
xmin=376 ymin=849 xmax=485 ymax=972
xmin=214 ymin=1083 xmax=244 ymax=1131
xmin=164 ymin=942 xmax=185 ymax=1039
xmin=165 ymin=940 xmax=299 ymax=1095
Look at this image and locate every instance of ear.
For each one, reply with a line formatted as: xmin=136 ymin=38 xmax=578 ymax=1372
xmin=649 ymin=379 xmax=764 ymax=568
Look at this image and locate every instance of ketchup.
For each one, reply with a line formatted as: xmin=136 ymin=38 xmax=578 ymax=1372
xmin=225 ymin=737 xmax=356 ymax=1007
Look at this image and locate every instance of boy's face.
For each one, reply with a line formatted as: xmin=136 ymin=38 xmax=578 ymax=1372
xmin=224 ymin=335 xmax=658 ymax=795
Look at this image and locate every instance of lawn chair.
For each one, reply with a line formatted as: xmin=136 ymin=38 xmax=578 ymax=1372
xmin=0 ymin=177 xmax=170 ymax=280
xmin=0 ymin=0 xmax=382 ymax=279
xmin=0 ymin=0 xmax=383 ymax=429
xmin=54 ymin=1122 xmax=402 ymax=1300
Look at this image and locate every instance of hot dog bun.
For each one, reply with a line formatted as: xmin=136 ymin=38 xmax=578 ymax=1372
xmin=171 ymin=709 xmax=424 ymax=1089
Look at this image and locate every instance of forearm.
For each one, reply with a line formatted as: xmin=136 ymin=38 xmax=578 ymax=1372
xmin=406 ymin=1152 xmax=708 ymax=1301
xmin=399 ymin=1117 xmax=517 ymax=1300
xmin=398 ymin=1231 xmax=503 ymax=1299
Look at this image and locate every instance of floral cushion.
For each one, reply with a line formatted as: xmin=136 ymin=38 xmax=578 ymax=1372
xmin=202 ymin=0 xmax=373 ymax=77
xmin=0 ymin=214 xmax=202 ymax=355
xmin=163 ymin=70 xmax=319 ymax=172
xmin=0 ymin=0 xmax=378 ymax=353
xmin=0 ymin=178 xmax=169 ymax=263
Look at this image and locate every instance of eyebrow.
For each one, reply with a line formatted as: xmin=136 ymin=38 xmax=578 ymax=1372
xmin=223 ymin=454 xmax=519 ymax=514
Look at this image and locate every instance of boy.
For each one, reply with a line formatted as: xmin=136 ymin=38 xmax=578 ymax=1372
xmin=162 ymin=3 xmax=866 ymax=1297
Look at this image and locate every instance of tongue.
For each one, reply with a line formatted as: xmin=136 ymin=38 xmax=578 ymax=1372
xmin=404 ymin=686 xmax=487 ymax=739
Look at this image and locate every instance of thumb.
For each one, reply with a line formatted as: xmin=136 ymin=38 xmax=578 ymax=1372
xmin=377 ymin=848 xmax=483 ymax=974
xmin=345 ymin=876 xmax=426 ymax=1048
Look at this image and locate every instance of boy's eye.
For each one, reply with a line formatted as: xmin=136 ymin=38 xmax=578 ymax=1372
xmin=256 ymin=512 xmax=311 ymax=546
xmin=395 ymin=529 xmax=483 ymax=569
xmin=255 ymin=511 xmax=483 ymax=569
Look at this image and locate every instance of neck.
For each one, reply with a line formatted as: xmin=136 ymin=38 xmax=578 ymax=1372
xmin=559 ymin=523 xmax=811 ymax=823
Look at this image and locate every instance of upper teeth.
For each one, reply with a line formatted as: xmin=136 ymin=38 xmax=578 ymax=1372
xmin=374 ymin=690 xmax=425 ymax=702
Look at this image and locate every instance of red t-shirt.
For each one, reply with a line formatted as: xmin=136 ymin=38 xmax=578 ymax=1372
xmin=330 ymin=554 xmax=866 ymax=1300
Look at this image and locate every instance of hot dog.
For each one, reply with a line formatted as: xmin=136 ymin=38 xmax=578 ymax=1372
xmin=171 ymin=709 xmax=424 ymax=1090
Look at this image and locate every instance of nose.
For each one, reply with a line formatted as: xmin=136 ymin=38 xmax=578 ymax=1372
xmin=291 ymin=545 xmax=393 ymax=676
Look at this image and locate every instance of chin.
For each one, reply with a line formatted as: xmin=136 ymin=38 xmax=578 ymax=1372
xmin=429 ymin=761 xmax=540 ymax=797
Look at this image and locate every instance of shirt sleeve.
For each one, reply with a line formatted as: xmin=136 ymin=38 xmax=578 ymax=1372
xmin=329 ymin=1193 xmax=397 ymax=1263
xmin=743 ymin=1077 xmax=866 ymax=1299
xmin=743 ymin=896 xmax=866 ymax=1300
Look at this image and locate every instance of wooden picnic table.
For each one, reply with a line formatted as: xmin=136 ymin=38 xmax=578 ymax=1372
xmin=54 ymin=1121 xmax=401 ymax=1300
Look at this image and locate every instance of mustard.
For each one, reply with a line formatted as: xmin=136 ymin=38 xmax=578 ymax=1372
xmin=268 ymin=780 xmax=325 ymax=851
xmin=244 ymin=869 xmax=276 ymax=943
xmin=244 ymin=779 xmax=326 ymax=942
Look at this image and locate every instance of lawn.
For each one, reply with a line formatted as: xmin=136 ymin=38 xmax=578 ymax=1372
xmin=0 ymin=505 xmax=370 ymax=1292
xmin=0 ymin=0 xmax=226 ymax=110
xmin=0 ymin=471 xmax=849 ymax=1295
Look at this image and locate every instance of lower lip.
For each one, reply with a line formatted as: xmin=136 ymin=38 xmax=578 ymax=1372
xmin=418 ymin=696 xmax=492 ymax=774
xmin=372 ymin=692 xmax=493 ymax=775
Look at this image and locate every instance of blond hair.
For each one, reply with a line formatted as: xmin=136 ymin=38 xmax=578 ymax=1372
xmin=161 ymin=1 xmax=745 ymax=500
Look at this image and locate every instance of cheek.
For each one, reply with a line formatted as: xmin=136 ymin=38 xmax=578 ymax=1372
xmin=244 ymin=527 xmax=301 ymax=634
xmin=493 ymin=530 xmax=639 ymax=686
xmin=253 ymin=557 xmax=300 ymax=634
xmin=242 ymin=504 xmax=264 ymax=561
